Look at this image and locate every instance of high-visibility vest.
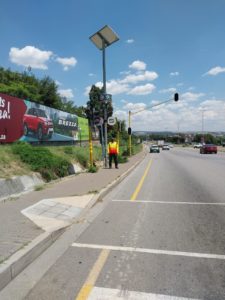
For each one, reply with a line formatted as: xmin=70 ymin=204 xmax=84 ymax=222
xmin=108 ymin=141 xmax=119 ymax=154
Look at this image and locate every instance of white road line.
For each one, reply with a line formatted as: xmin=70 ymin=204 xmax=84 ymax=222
xmin=88 ymin=286 xmax=199 ymax=299
xmin=112 ymin=200 xmax=225 ymax=206
xmin=72 ymin=243 xmax=225 ymax=260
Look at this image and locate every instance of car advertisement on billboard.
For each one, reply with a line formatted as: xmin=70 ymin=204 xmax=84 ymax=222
xmin=0 ymin=93 xmax=88 ymax=143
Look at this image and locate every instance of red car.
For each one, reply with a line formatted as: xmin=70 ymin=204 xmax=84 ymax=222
xmin=200 ymin=144 xmax=217 ymax=154
xmin=23 ymin=108 xmax=54 ymax=140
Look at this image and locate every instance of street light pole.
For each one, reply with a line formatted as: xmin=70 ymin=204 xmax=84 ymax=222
xmin=89 ymin=25 xmax=119 ymax=168
xmin=102 ymin=40 xmax=108 ymax=168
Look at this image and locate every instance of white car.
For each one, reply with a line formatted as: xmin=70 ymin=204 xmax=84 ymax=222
xmin=162 ymin=145 xmax=170 ymax=150
xmin=193 ymin=143 xmax=202 ymax=149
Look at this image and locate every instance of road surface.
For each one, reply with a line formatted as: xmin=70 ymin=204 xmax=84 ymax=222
xmin=2 ymin=147 xmax=225 ymax=300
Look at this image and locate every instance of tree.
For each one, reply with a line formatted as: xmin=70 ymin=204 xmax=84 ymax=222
xmin=85 ymin=85 xmax=113 ymax=125
xmin=38 ymin=76 xmax=62 ymax=108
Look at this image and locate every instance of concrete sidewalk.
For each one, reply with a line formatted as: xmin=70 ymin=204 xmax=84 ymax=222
xmin=0 ymin=150 xmax=146 ymax=290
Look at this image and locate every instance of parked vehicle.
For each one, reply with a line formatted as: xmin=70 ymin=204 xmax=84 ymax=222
xmin=200 ymin=144 xmax=217 ymax=154
xmin=150 ymin=145 xmax=160 ymax=153
xmin=23 ymin=108 xmax=54 ymax=140
xmin=162 ymin=144 xmax=170 ymax=150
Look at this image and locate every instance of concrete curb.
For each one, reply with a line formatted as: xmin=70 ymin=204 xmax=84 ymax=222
xmin=0 ymin=228 xmax=65 ymax=291
xmin=0 ymin=174 xmax=44 ymax=203
xmin=0 ymin=151 xmax=146 ymax=291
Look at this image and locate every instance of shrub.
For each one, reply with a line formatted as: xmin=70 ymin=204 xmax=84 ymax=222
xmin=75 ymin=151 xmax=89 ymax=168
xmin=118 ymin=154 xmax=128 ymax=163
xmin=12 ymin=142 xmax=70 ymax=181
xmin=88 ymin=165 xmax=98 ymax=173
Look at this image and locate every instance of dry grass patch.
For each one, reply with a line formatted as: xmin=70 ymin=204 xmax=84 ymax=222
xmin=0 ymin=145 xmax=31 ymax=178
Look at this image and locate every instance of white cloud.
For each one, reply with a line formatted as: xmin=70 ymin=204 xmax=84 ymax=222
xmin=123 ymin=102 xmax=146 ymax=111
xmin=129 ymin=60 xmax=146 ymax=71
xmin=105 ymin=80 xmax=130 ymax=95
xmin=55 ymin=80 xmax=62 ymax=86
xmin=126 ymin=39 xmax=134 ymax=44
xmin=120 ymin=70 xmax=131 ymax=75
xmin=159 ymin=88 xmax=176 ymax=94
xmin=121 ymin=71 xmax=158 ymax=84
xmin=114 ymin=110 xmax=128 ymax=121
xmin=204 ymin=66 xmax=225 ymax=76
xmin=88 ymin=73 xmax=95 ymax=77
xmin=84 ymin=80 xmax=129 ymax=97
xmin=9 ymin=46 xmax=53 ymax=69
xmin=58 ymin=89 xmax=74 ymax=99
xmin=56 ymin=56 xmax=77 ymax=71
xmin=85 ymin=59 xmax=158 ymax=97
xmin=181 ymin=92 xmax=205 ymax=102
xmin=117 ymin=96 xmax=225 ymax=131
xmin=170 ymin=71 xmax=179 ymax=76
xmin=128 ymin=83 xmax=156 ymax=95
xmin=199 ymin=99 xmax=225 ymax=111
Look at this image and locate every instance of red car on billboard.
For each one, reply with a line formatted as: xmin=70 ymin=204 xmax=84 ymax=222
xmin=23 ymin=107 xmax=54 ymax=140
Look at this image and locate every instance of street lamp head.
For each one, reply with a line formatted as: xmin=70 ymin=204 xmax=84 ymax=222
xmin=89 ymin=25 xmax=119 ymax=50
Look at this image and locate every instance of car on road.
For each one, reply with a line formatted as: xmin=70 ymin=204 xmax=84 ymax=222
xmin=200 ymin=144 xmax=217 ymax=154
xmin=150 ymin=145 xmax=160 ymax=153
xmin=162 ymin=144 xmax=170 ymax=150
xmin=193 ymin=143 xmax=202 ymax=148
xmin=23 ymin=107 xmax=54 ymax=140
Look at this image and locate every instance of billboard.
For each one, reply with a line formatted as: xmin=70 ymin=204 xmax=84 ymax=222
xmin=0 ymin=93 xmax=89 ymax=143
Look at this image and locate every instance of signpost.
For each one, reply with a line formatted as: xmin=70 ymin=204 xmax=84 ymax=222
xmin=94 ymin=116 xmax=103 ymax=127
xmin=107 ymin=116 xmax=116 ymax=126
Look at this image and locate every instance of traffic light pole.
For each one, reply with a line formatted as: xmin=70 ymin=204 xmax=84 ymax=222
xmin=128 ymin=111 xmax=132 ymax=156
xmin=128 ymin=94 xmax=179 ymax=156
xmin=88 ymin=121 xmax=93 ymax=167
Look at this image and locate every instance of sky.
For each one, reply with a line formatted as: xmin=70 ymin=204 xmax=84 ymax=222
xmin=1 ymin=0 xmax=225 ymax=132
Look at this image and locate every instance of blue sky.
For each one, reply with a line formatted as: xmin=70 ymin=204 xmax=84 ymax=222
xmin=1 ymin=0 xmax=225 ymax=131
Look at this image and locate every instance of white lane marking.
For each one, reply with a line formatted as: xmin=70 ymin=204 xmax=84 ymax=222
xmin=112 ymin=200 xmax=225 ymax=206
xmin=72 ymin=243 xmax=225 ymax=260
xmin=88 ymin=286 xmax=199 ymax=299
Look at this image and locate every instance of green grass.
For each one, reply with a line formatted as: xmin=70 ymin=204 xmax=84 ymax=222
xmin=0 ymin=141 xmax=143 ymax=181
xmin=11 ymin=142 xmax=71 ymax=181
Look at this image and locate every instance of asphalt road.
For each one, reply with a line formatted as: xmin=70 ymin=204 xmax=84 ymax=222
xmin=3 ymin=147 xmax=225 ymax=299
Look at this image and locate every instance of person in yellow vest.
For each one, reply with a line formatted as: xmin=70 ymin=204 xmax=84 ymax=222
xmin=108 ymin=137 xmax=119 ymax=169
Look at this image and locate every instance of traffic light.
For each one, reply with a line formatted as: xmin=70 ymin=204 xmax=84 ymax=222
xmin=174 ymin=93 xmax=179 ymax=102
xmin=128 ymin=127 xmax=132 ymax=135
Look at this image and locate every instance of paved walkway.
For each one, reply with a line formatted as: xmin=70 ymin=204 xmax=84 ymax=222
xmin=0 ymin=149 xmax=147 ymax=290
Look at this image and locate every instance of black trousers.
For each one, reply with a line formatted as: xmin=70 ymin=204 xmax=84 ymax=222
xmin=109 ymin=154 xmax=118 ymax=168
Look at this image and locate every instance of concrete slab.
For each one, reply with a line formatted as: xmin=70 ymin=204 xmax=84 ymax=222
xmin=21 ymin=194 xmax=96 ymax=232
